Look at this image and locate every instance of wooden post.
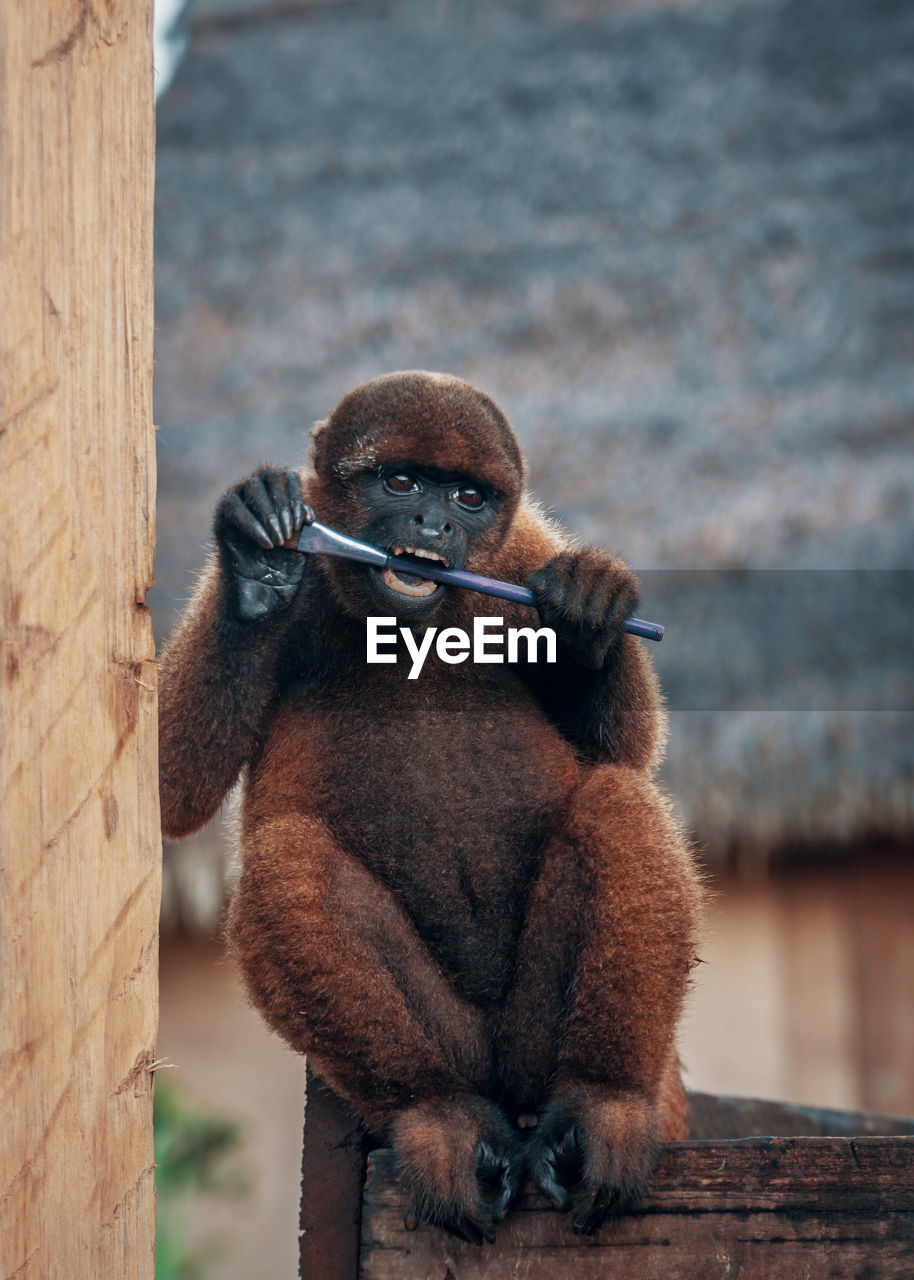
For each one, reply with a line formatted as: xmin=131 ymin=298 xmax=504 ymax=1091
xmin=0 ymin=4 xmax=158 ymax=1278
xmin=300 ymin=1065 xmax=369 ymax=1280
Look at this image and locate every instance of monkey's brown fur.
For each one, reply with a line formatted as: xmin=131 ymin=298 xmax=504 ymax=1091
xmin=158 ymin=371 xmax=701 ymax=1238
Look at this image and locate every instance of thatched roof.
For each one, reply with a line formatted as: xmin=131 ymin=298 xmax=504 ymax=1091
xmin=155 ymin=0 xmax=914 ymax=923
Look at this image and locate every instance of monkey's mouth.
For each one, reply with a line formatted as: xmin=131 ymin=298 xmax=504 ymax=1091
xmin=381 ymin=546 xmax=450 ymax=598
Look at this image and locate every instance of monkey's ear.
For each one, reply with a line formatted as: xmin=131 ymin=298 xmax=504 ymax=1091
xmin=310 ymin=417 xmax=382 ymax=486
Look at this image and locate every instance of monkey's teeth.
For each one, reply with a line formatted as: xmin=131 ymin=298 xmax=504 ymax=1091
xmin=381 ymin=544 xmax=449 ymax=596
xmin=390 ymin=545 xmax=449 ymax=566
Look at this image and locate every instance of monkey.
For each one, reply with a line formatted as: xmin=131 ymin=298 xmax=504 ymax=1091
xmin=158 ymin=370 xmax=701 ymax=1244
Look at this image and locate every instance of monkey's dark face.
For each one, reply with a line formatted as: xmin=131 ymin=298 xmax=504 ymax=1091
xmin=352 ymin=465 xmax=500 ymax=617
xmin=308 ymin=371 xmax=524 ymax=620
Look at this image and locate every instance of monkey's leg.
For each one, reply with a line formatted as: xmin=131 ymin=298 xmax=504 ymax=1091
xmin=227 ymin=813 xmax=522 ymax=1243
xmin=498 ymin=765 xmax=701 ymax=1234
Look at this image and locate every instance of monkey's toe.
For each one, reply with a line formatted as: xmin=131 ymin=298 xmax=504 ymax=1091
xmin=527 ymin=1087 xmax=659 ymax=1230
xmin=476 ymin=1139 xmax=522 ymax=1224
xmin=432 ymin=1210 xmax=494 ymax=1247
xmin=526 ymin=1115 xmax=582 ymax=1212
xmin=392 ymin=1095 xmax=522 ymax=1245
xmin=570 ymin=1173 xmax=644 ymax=1235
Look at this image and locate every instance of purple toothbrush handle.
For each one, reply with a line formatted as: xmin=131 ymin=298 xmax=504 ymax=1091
xmin=295 ymin=521 xmax=664 ymax=641
xmin=616 ymin=616 xmax=665 ymax=642
xmin=421 ymin=565 xmax=535 ymax=604
xmin=385 ymin=559 xmax=664 ymax=642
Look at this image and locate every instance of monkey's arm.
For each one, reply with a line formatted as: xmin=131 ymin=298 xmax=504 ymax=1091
xmin=158 ymin=562 xmax=299 ymax=837
xmin=158 ymin=467 xmax=314 ymax=838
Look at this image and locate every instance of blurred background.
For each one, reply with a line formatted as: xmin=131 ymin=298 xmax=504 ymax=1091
xmin=151 ymin=0 xmax=914 ymax=1274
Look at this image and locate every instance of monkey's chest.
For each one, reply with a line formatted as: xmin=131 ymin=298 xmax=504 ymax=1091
xmin=314 ymin=697 xmax=573 ymax=1002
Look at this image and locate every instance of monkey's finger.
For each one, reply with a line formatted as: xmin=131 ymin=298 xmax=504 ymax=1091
xmin=219 ymin=493 xmax=274 ymax=549
xmin=487 ymin=1167 xmax=520 ymax=1225
xmin=571 ymin=1185 xmax=617 ymax=1236
xmin=559 ymin=562 xmax=590 ymax=626
xmin=549 ymin=567 xmax=574 ymax=614
xmin=527 ymin=1148 xmax=573 ymax=1212
xmin=446 ymin=1214 xmax=488 ymax=1247
xmin=475 ymin=1144 xmax=519 ymax=1224
xmin=538 ymin=1173 xmax=573 ymax=1213
xmin=606 ymin=581 xmax=639 ymax=634
xmin=263 ymin=470 xmax=295 ymax=542
xmin=576 ymin=563 xmax=635 ymax=636
xmin=240 ymin=476 xmax=284 ymax=547
xmin=585 ymin=570 xmax=623 ymax=630
xmin=527 ymin=563 xmax=571 ymax=620
xmin=285 ymin=470 xmax=312 ymax=533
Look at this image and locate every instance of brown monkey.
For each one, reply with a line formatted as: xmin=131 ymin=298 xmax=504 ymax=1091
xmin=158 ymin=371 xmax=701 ymax=1243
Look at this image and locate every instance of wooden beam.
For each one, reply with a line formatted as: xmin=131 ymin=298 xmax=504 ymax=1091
xmin=687 ymin=1089 xmax=914 ymax=1139
xmin=300 ymin=1065 xmax=368 ymax=1280
xmin=0 ymin=3 xmax=158 ymax=1277
xmin=360 ymin=1137 xmax=914 ymax=1279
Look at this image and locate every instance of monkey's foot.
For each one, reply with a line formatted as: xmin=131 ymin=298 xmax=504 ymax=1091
xmin=391 ymin=1095 xmax=523 ymax=1246
xmin=525 ymin=1086 xmax=660 ymax=1235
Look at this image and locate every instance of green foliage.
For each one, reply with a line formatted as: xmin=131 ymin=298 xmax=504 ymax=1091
xmin=154 ymin=1076 xmax=251 ymax=1280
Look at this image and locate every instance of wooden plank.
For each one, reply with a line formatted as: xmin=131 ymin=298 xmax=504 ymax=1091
xmin=299 ymin=1065 xmax=368 ymax=1280
xmin=687 ymin=1090 xmax=914 ymax=1139
xmin=850 ymin=857 xmax=914 ymax=1115
xmin=360 ymin=1138 xmax=914 ymax=1279
xmin=0 ymin=3 xmax=158 ymax=1278
xmin=679 ymin=862 xmax=914 ymax=1116
xmin=679 ymin=875 xmax=790 ymax=1101
xmin=778 ymin=867 xmax=858 ymax=1109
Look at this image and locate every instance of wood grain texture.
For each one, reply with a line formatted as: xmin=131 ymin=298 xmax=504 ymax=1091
xmin=687 ymin=1090 xmax=914 ymax=1140
xmin=849 ymin=860 xmax=914 ymax=1115
xmin=360 ymin=1138 xmax=914 ymax=1279
xmin=0 ymin=3 xmax=158 ymax=1277
xmin=299 ymin=1065 xmax=368 ymax=1280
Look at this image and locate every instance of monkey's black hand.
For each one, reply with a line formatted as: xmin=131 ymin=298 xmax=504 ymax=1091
xmin=527 ymin=549 xmax=639 ymax=670
xmin=214 ymin=467 xmax=314 ymax=623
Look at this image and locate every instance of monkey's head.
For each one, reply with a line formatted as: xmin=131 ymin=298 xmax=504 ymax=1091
xmin=308 ymin=371 xmax=526 ymax=619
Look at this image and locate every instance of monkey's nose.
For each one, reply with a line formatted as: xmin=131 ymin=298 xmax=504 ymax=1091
xmin=412 ymin=512 xmax=453 ymax=536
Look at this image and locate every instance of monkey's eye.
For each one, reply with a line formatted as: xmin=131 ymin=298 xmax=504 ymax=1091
xmin=384 ymin=472 xmax=419 ymax=495
xmin=454 ymin=486 xmax=485 ymax=510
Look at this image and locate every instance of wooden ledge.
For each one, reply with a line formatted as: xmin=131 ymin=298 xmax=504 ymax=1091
xmin=360 ymin=1137 xmax=914 ymax=1279
xmin=300 ymin=1071 xmax=914 ymax=1279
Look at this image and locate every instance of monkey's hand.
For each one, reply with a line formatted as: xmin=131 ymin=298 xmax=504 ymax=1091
xmin=214 ymin=467 xmax=314 ymax=623
xmin=392 ymin=1096 xmax=523 ymax=1246
xmin=527 ymin=548 xmax=639 ymax=670
xmin=526 ymin=1087 xmax=659 ymax=1234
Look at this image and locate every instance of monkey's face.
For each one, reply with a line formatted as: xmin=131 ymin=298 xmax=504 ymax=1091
xmin=351 ymin=465 xmax=500 ymax=618
xmin=308 ymin=372 xmax=526 ymax=622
